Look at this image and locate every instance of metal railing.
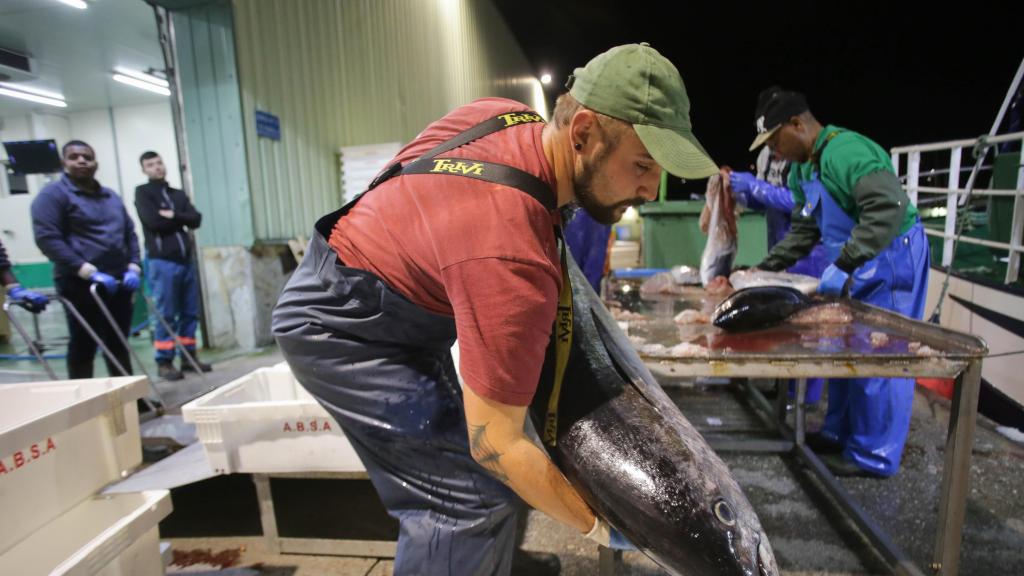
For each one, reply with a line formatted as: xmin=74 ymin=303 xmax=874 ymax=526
xmin=891 ymin=130 xmax=1024 ymax=284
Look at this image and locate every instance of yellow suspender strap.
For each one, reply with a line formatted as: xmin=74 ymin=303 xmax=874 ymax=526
xmin=543 ymin=239 xmax=573 ymax=446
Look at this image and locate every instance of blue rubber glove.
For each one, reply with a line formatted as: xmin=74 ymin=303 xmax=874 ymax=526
xmin=89 ymin=271 xmax=118 ymax=294
xmin=817 ymin=264 xmax=850 ymax=296
xmin=729 ymin=171 xmax=795 ymax=212
xmin=7 ymin=285 xmax=49 ymax=313
xmin=748 ymin=180 xmax=795 ymax=212
xmin=609 ymin=527 xmax=637 ymax=551
xmin=122 ymin=269 xmax=141 ymax=292
xmin=728 ymin=171 xmax=758 ymax=205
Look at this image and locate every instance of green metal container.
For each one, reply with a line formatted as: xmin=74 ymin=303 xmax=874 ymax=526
xmin=639 ymin=201 xmax=768 ymax=269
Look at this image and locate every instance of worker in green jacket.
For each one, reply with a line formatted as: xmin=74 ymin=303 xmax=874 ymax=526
xmin=750 ymin=87 xmax=930 ymax=478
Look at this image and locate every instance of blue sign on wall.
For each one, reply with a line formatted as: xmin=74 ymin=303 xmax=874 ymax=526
xmin=255 ymin=110 xmax=280 ymax=141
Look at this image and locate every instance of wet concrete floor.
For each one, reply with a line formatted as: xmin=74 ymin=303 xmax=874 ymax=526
xmin=160 ymin=375 xmax=1024 ymax=575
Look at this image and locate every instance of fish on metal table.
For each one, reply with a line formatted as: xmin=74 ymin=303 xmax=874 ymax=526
xmin=530 ymin=255 xmax=778 ymax=576
xmin=699 ymin=172 xmax=738 ymax=287
xmin=712 ymin=286 xmax=812 ymax=331
xmin=712 ymin=286 xmax=854 ymax=332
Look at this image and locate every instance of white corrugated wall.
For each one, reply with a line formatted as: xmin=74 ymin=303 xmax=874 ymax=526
xmin=232 ymin=0 xmax=545 ymax=242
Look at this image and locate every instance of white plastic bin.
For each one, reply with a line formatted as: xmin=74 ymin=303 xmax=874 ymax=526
xmin=0 ymin=376 xmax=147 ymax=554
xmin=182 ymin=368 xmax=364 ymax=474
xmin=0 ymin=490 xmax=172 ymax=576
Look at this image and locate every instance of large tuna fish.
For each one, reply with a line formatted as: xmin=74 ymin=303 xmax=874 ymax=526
xmin=530 ymin=256 xmax=779 ymax=576
xmin=712 ymin=286 xmax=812 ymax=332
xmin=699 ymin=172 xmax=738 ymax=287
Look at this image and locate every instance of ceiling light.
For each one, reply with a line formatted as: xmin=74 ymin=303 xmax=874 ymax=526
xmin=0 ymin=82 xmax=66 ymax=101
xmin=540 ymin=73 xmax=552 ymax=85
xmin=0 ymin=87 xmax=67 ymax=108
xmin=112 ymin=74 xmax=170 ymax=96
xmin=114 ymin=67 xmax=169 ymax=88
xmin=55 ymin=0 xmax=88 ymax=9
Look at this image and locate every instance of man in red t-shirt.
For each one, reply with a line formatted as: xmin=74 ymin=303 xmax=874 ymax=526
xmin=272 ymin=43 xmax=717 ymax=575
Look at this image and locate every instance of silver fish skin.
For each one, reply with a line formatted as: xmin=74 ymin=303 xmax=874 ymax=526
xmin=729 ymin=269 xmax=820 ymax=294
xmin=530 ymin=255 xmax=779 ymax=576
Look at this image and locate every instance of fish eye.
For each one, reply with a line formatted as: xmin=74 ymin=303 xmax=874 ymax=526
xmin=713 ymin=499 xmax=736 ymax=526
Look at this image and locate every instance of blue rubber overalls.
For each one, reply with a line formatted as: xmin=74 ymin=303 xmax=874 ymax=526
xmin=272 ymin=111 xmax=559 ymax=575
xmin=564 ymin=209 xmax=611 ymax=292
xmin=800 ymin=145 xmax=930 ymax=476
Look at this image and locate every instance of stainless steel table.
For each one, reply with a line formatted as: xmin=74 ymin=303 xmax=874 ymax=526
xmin=618 ymin=290 xmax=988 ymax=576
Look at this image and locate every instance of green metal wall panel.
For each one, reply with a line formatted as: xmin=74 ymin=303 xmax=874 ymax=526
xmin=173 ymin=4 xmax=255 ymax=247
xmin=232 ymin=0 xmax=543 ymax=242
xmin=9 ymin=263 xmax=53 ymax=290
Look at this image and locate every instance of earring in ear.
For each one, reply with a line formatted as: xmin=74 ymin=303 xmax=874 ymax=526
xmin=574 ymin=143 xmax=582 ymax=151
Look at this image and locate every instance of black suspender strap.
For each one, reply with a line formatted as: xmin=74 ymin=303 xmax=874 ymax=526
xmin=399 ymin=159 xmax=556 ymax=211
xmin=367 ymin=110 xmax=555 ymax=210
xmin=317 ymin=110 xmax=551 ymax=236
xmin=414 ymin=111 xmax=546 ymax=162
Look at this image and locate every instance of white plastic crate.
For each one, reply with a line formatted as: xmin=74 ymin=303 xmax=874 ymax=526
xmin=181 ymin=367 xmax=364 ymax=474
xmin=0 ymin=376 xmax=147 ymax=554
xmin=0 ymin=490 xmax=172 ymax=576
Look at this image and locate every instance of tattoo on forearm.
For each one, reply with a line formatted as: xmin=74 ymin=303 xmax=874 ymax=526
xmin=469 ymin=423 xmax=509 ymax=484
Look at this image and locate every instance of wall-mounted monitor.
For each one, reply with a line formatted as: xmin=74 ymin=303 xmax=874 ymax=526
xmin=2 ymin=139 xmax=62 ymax=175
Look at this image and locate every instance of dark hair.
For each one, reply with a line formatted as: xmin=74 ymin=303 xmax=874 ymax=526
xmin=139 ymin=150 xmax=161 ymax=166
xmin=61 ymin=140 xmax=93 ymax=157
xmin=552 ymin=93 xmax=583 ymax=129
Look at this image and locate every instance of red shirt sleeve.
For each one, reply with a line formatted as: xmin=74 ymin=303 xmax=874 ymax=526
xmin=443 ymin=256 xmax=559 ymax=406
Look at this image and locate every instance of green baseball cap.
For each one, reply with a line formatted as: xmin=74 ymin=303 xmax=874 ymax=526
xmin=567 ymin=43 xmax=718 ymax=179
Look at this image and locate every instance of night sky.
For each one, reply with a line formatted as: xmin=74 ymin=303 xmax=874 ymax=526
xmin=493 ymin=1 xmax=1022 ymax=193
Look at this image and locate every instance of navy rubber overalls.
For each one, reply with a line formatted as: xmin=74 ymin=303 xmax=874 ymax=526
xmin=802 ymin=132 xmax=930 ymax=476
xmin=564 ymin=209 xmax=611 ymax=292
xmin=272 ymin=112 xmax=559 ymax=575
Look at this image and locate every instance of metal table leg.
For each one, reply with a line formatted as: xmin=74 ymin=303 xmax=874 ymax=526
xmin=744 ymin=378 xmax=925 ymax=576
xmin=775 ymin=378 xmax=788 ymax=424
xmin=598 ymin=546 xmax=621 ymax=576
xmin=794 ymin=378 xmax=807 ymax=446
xmin=932 ymin=360 xmax=981 ymax=576
xmin=252 ymin=472 xmax=398 ymax=558
xmin=253 ymin=474 xmax=281 ymax=554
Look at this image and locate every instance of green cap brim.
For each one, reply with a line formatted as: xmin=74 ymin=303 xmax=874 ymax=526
xmin=634 ymin=123 xmax=718 ymax=179
xmin=748 ymin=125 xmax=779 ymax=151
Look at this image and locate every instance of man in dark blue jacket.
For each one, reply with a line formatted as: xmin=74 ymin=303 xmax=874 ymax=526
xmin=135 ymin=151 xmax=210 ymax=380
xmin=31 ymin=140 xmax=141 ymax=379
